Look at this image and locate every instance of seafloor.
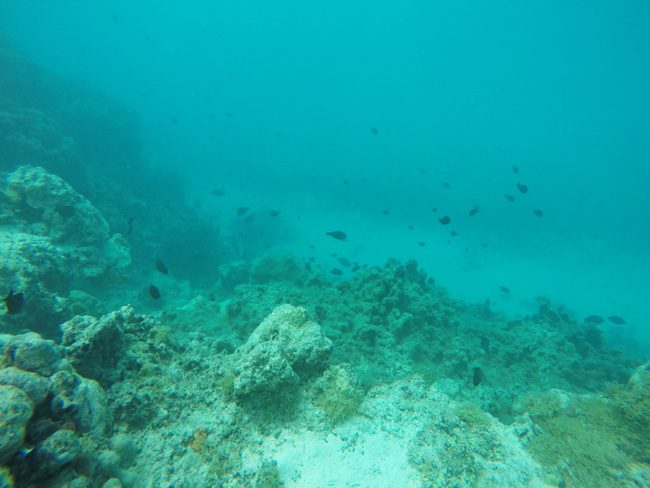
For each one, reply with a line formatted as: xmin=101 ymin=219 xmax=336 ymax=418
xmin=1 ymin=37 xmax=649 ymax=488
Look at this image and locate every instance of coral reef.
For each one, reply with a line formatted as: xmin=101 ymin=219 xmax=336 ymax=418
xmin=0 ymin=166 xmax=131 ymax=336
xmin=222 ymin=256 xmax=635 ymax=419
xmin=232 ymin=304 xmax=332 ymax=398
xmin=515 ymin=361 xmax=650 ymax=487
xmin=0 ymin=331 xmax=136 ymax=487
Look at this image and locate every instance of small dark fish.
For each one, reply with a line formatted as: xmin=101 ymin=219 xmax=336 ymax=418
xmin=331 ymin=268 xmax=343 ymax=276
xmin=480 ymin=242 xmax=489 ymax=248
xmin=337 ymin=257 xmax=352 ymax=268
xmin=236 ymin=207 xmax=249 ymax=216
xmin=517 ymin=183 xmax=528 ymax=194
xmin=407 ymin=225 xmax=415 ymax=231
xmin=370 ymin=128 xmax=378 ymax=135
xmin=171 ymin=117 xmax=178 ymax=124
xmin=533 ymin=209 xmax=544 ymax=218
xmin=431 ymin=208 xmax=438 ymax=213
xmin=584 ymin=315 xmax=604 ymax=325
xmin=148 ymin=285 xmax=161 ymax=300
xmin=381 ymin=209 xmax=390 ymax=215
xmin=472 ymin=367 xmax=484 ymax=386
xmin=479 ymin=336 xmax=490 ymax=352
xmin=469 ymin=205 xmax=480 ymax=217
xmin=419 ymin=167 xmax=427 ymax=175
xmin=155 ymin=260 xmax=168 ymax=274
xmin=512 ymin=165 xmax=519 ymax=174
xmin=608 ymin=315 xmax=626 ymax=325
xmin=439 ymin=216 xmax=451 ymax=225
xmin=57 ymin=205 xmax=76 ymax=218
xmin=499 ymin=286 xmax=510 ymax=293
xmin=426 ymin=277 xmax=435 ymax=285
xmin=326 ymin=230 xmax=347 ymax=241
xmin=442 ymin=182 xmax=451 ymax=189
xmin=343 ymin=179 xmax=350 ymax=186
xmin=4 ymin=289 xmax=25 ymax=315
xmin=450 ymin=231 xmax=459 ymax=237
xmin=127 ymin=216 xmax=135 ymax=235
xmin=330 ymin=252 xmax=338 ymax=257
xmin=244 ymin=214 xmax=255 ymax=223
xmin=112 ymin=14 xmax=119 ymax=22
xmin=351 ymin=264 xmax=361 ymax=272
xmin=269 ymin=210 xmax=280 ymax=217
xmin=417 ymin=241 xmax=426 ymax=247
xmin=505 ymin=194 xmax=515 ymax=202
xmin=210 ymin=188 xmax=225 ymax=197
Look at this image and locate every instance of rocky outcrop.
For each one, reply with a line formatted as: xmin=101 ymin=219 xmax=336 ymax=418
xmin=0 ymin=330 xmax=135 ymax=486
xmin=0 ymin=165 xmax=131 ymax=336
xmin=233 ymin=304 xmax=332 ymax=397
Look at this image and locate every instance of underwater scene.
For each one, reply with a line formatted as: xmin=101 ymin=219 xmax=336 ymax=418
xmin=0 ymin=1 xmax=649 ymax=487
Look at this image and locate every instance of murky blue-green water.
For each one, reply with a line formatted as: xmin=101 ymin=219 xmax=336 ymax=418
xmin=1 ymin=2 xmax=649 ymax=487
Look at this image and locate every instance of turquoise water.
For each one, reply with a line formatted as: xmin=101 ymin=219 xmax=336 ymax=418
xmin=1 ymin=2 xmax=649 ymax=487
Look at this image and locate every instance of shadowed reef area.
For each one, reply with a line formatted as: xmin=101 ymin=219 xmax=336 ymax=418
xmin=1 ymin=36 xmax=649 ymax=488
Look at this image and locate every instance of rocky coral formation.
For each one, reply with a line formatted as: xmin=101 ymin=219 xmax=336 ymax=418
xmin=0 ymin=331 xmax=135 ymax=487
xmin=0 ymin=165 xmax=131 ymax=336
xmin=221 ymin=256 xmax=636 ymax=420
xmin=513 ymin=361 xmax=650 ymax=487
xmin=232 ymin=304 xmax=332 ymax=397
xmin=32 ymin=288 xmax=643 ymax=487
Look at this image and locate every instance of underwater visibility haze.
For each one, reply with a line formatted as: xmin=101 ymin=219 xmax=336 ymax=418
xmin=0 ymin=1 xmax=649 ymax=487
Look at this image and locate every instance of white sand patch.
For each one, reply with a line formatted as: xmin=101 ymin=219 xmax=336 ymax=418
xmin=258 ymin=425 xmax=421 ymax=488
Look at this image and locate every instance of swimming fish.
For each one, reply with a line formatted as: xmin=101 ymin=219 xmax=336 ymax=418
xmin=505 ymin=194 xmax=515 ymax=202
xmin=155 ymin=260 xmax=168 ymax=274
xmin=499 ymin=286 xmax=510 ymax=293
xmin=326 ymin=230 xmax=347 ymax=241
xmin=608 ymin=315 xmax=626 ymax=325
xmin=472 ymin=367 xmax=484 ymax=386
xmin=382 ymin=209 xmax=390 ymax=215
xmin=512 ymin=165 xmax=519 ymax=174
xmin=469 ymin=205 xmax=480 ymax=217
xmin=127 ymin=216 xmax=135 ymax=235
xmin=236 ymin=207 xmax=249 ymax=216
xmin=517 ymin=183 xmax=528 ymax=194
xmin=331 ymin=268 xmax=343 ymax=276
xmin=4 ymin=289 xmax=24 ymax=315
xmin=418 ymin=241 xmax=426 ymax=247
xmin=337 ymin=257 xmax=352 ymax=268
xmin=148 ymin=285 xmax=161 ymax=300
xmin=584 ymin=315 xmax=604 ymax=325
xmin=439 ymin=216 xmax=451 ymax=225
xmin=450 ymin=231 xmax=459 ymax=237
xmin=210 ymin=188 xmax=225 ymax=197
xmin=370 ymin=128 xmax=378 ymax=135
xmin=442 ymin=182 xmax=451 ymax=189
xmin=533 ymin=209 xmax=544 ymax=217
xmin=269 ymin=210 xmax=280 ymax=217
